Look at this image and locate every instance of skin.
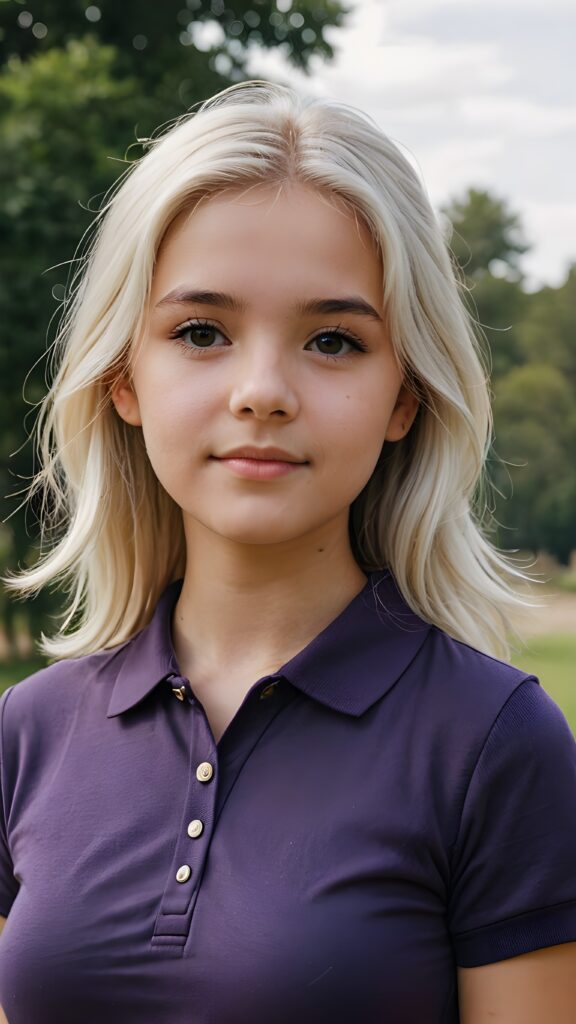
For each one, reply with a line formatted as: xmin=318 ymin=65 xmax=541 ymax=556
xmin=112 ymin=180 xmax=419 ymax=739
xmin=2 ymin=182 xmax=575 ymax=1021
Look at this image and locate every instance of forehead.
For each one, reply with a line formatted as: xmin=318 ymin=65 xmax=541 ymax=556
xmin=151 ymin=182 xmax=383 ymax=304
xmin=162 ymin=181 xmax=375 ymax=247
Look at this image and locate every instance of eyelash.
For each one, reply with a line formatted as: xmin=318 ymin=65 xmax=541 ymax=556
xmin=169 ymin=317 xmax=369 ymax=362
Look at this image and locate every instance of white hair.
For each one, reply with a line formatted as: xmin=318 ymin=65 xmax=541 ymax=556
xmin=4 ymin=79 xmax=530 ymax=658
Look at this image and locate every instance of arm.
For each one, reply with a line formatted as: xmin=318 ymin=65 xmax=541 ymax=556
xmin=458 ymin=942 xmax=576 ymax=1023
xmin=0 ymin=915 xmax=6 ymax=936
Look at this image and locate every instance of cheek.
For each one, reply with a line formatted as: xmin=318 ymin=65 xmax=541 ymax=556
xmin=322 ymin=383 xmax=395 ymax=458
xmin=315 ymin=403 xmax=389 ymax=505
xmin=135 ymin=369 xmax=212 ymax=445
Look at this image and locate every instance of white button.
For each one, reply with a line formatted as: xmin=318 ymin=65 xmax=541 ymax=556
xmin=187 ymin=819 xmax=204 ymax=839
xmin=176 ymin=864 xmax=191 ymax=883
xmin=196 ymin=762 xmax=214 ymax=783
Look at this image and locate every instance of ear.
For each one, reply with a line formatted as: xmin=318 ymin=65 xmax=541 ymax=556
xmin=110 ymin=377 xmax=142 ymax=427
xmin=384 ymin=385 xmax=419 ymax=442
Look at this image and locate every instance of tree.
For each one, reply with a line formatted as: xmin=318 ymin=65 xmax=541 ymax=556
xmin=441 ymin=189 xmax=576 ymax=562
xmin=441 ymin=189 xmax=532 ymax=382
xmin=491 ymin=364 xmax=576 ymax=561
xmin=517 ymin=265 xmax=576 ymax=388
xmin=466 ymin=272 xmax=530 ymax=380
xmin=0 ymin=38 xmax=153 ymax=650
xmin=0 ymin=1 xmax=352 ymax=650
xmin=442 ymin=187 xmax=530 ymax=282
xmin=0 ymin=0 xmax=349 ymax=78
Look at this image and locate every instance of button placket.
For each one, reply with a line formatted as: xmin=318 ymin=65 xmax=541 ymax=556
xmin=153 ymin=687 xmax=217 ymax=946
xmin=153 ymin=674 xmax=294 ymax=953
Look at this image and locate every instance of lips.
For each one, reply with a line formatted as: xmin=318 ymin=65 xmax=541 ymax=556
xmin=212 ymin=446 xmax=307 ymax=463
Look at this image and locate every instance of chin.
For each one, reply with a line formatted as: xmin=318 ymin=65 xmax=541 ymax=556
xmin=186 ymin=511 xmax=320 ymax=548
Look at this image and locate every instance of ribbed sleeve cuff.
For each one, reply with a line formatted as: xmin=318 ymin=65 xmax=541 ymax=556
xmin=454 ymin=899 xmax=576 ymax=967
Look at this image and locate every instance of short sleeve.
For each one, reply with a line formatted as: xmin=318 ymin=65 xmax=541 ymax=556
xmin=0 ymin=686 xmax=19 ymax=916
xmin=448 ymin=678 xmax=576 ymax=967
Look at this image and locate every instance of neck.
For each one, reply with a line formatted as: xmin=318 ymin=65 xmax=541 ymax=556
xmin=171 ymin=517 xmax=367 ymax=683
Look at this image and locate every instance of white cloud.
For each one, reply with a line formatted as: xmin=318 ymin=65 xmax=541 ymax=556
xmin=311 ymin=40 xmax=513 ymax=103
xmin=386 ymin=0 xmax=575 ymax=19
xmin=417 ymin=138 xmax=505 ymax=198
xmin=457 ymin=98 xmax=576 ymax=136
xmin=245 ymin=0 xmax=576 ymax=285
xmin=521 ymin=202 xmax=576 ymax=288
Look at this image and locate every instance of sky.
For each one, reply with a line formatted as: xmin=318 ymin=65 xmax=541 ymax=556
xmin=241 ymin=0 xmax=576 ymax=291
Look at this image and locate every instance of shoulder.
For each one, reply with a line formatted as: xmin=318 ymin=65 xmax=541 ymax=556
xmin=366 ymin=571 xmax=535 ymax=727
xmin=0 ymin=642 xmax=130 ymax=740
xmin=417 ymin=625 xmax=538 ymax=722
xmin=427 ymin=629 xmax=576 ymax=806
xmin=391 ymin=624 xmax=563 ymax=799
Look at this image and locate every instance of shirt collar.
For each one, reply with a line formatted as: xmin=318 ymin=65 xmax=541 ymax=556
xmin=106 ymin=571 xmax=431 ymax=719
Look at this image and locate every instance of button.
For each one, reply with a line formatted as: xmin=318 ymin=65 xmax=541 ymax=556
xmin=187 ymin=819 xmax=204 ymax=839
xmin=176 ymin=864 xmax=192 ymax=883
xmin=196 ymin=761 xmax=214 ymax=783
xmin=259 ymin=681 xmax=279 ymax=700
xmin=172 ymin=685 xmax=186 ymax=701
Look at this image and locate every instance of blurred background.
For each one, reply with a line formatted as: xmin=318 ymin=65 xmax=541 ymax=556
xmin=0 ymin=0 xmax=574 ymax=722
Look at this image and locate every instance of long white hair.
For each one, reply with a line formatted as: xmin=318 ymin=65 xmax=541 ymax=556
xmin=4 ymin=79 xmax=529 ymax=658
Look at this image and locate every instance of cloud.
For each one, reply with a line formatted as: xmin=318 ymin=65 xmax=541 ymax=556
xmin=245 ymin=0 xmax=576 ymax=284
xmin=457 ymin=98 xmax=576 ymax=136
xmin=521 ymin=202 xmax=576 ymax=288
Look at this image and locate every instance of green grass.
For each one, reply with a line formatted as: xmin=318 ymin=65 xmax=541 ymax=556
xmin=553 ymin=572 xmax=576 ymax=594
xmin=512 ymin=633 xmax=576 ymax=734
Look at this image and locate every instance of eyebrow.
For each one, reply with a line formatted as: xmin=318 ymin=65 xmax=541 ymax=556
xmin=154 ymin=288 xmax=384 ymax=324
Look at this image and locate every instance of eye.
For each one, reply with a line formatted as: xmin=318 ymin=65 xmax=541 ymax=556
xmin=169 ymin=319 xmax=369 ymax=359
xmin=170 ymin=318 xmax=228 ymax=351
xmin=306 ymin=328 xmax=368 ymax=359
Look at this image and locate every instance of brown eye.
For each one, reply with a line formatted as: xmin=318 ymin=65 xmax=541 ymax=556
xmin=314 ymin=333 xmax=348 ymax=355
xmin=306 ymin=329 xmax=367 ymax=359
xmin=185 ymin=325 xmax=218 ymax=347
xmin=170 ymin=319 xmax=227 ymax=350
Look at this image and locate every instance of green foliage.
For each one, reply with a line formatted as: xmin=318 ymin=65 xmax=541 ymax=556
xmin=0 ymin=0 xmax=351 ymax=648
xmin=517 ymin=266 xmax=576 ymax=387
xmin=443 ymin=188 xmax=576 ymax=563
xmin=442 ymin=187 xmax=530 ymax=281
xmin=442 ymin=189 xmax=532 ymax=378
xmin=492 ymin=364 xmax=576 ymax=561
xmin=0 ymin=0 xmax=350 ymax=79
xmin=0 ymin=38 xmax=149 ymax=620
xmin=466 ymin=272 xmax=530 ymax=379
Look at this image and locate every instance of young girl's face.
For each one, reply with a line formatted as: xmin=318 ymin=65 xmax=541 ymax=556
xmin=112 ymin=181 xmax=418 ymax=552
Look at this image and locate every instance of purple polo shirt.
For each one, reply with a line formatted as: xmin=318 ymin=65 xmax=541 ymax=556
xmin=1 ymin=571 xmax=576 ymax=1023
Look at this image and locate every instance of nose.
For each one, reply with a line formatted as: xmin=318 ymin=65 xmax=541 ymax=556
xmin=228 ymin=346 xmax=300 ymax=421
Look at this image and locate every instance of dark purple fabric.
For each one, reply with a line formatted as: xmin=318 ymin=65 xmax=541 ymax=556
xmin=0 ymin=570 xmax=575 ymax=1023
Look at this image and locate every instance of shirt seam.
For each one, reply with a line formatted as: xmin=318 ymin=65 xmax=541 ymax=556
xmin=452 ymin=895 xmax=576 ymax=938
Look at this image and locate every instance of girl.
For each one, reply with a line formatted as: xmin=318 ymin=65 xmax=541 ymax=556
xmin=0 ymin=80 xmax=575 ymax=1024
